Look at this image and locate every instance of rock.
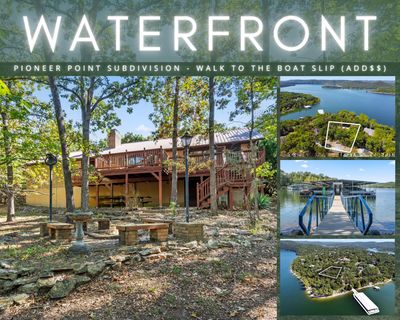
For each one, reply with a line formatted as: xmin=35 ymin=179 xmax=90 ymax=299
xmin=0 ymin=297 xmax=13 ymax=310
xmin=211 ymin=228 xmax=220 ymax=237
xmin=196 ymin=244 xmax=208 ymax=252
xmin=51 ymin=265 xmax=74 ymax=273
xmin=0 ymin=261 xmax=12 ymax=269
xmin=49 ymin=279 xmax=76 ymax=299
xmin=17 ymin=267 xmax=35 ymax=277
xmin=185 ymin=241 xmax=198 ymax=249
xmin=112 ymin=261 xmax=122 ymax=270
xmin=206 ymin=257 xmax=220 ymax=262
xmin=87 ymin=262 xmax=106 ymax=277
xmin=109 ymin=255 xmax=130 ymax=263
xmin=214 ymin=287 xmax=225 ymax=295
xmin=19 ymin=283 xmax=38 ymax=294
xmin=149 ymin=247 xmax=162 ymax=254
xmin=73 ymin=275 xmax=91 ymax=286
xmin=11 ymin=293 xmax=29 ymax=305
xmin=73 ymin=264 xmax=88 ymax=275
xmin=39 ymin=271 xmax=54 ymax=278
xmin=207 ymin=239 xmax=219 ymax=249
xmin=0 ymin=269 xmax=18 ymax=280
xmin=237 ymin=230 xmax=251 ymax=236
xmin=37 ymin=277 xmax=56 ymax=289
xmin=139 ymin=249 xmax=151 ymax=256
xmin=105 ymin=260 xmax=117 ymax=267
xmin=132 ymin=254 xmax=144 ymax=262
xmin=145 ymin=253 xmax=173 ymax=261
xmin=1 ymin=280 xmax=16 ymax=293
xmin=12 ymin=276 xmax=38 ymax=286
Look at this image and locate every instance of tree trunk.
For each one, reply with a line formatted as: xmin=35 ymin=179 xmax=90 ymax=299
xmin=48 ymin=76 xmax=75 ymax=213
xmin=1 ymin=111 xmax=15 ymax=222
xmin=80 ymin=107 xmax=91 ymax=212
xmin=249 ymin=80 xmax=259 ymax=224
xmin=208 ymin=76 xmax=217 ymax=212
xmin=171 ymin=77 xmax=180 ymax=205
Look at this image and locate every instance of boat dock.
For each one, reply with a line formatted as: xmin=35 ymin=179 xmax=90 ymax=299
xmin=315 ymin=196 xmax=361 ymax=236
xmin=352 ymin=289 xmax=380 ymax=315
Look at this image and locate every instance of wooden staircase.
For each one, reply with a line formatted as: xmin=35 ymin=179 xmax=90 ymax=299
xmin=196 ymin=166 xmax=251 ymax=209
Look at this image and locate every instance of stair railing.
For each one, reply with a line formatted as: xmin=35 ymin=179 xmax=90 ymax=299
xmin=298 ymin=192 xmax=334 ymax=235
xmin=341 ymin=193 xmax=373 ymax=235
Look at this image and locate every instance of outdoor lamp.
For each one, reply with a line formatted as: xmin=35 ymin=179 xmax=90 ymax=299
xmin=180 ymin=132 xmax=193 ymax=148
xmin=180 ymin=133 xmax=193 ymax=223
xmin=45 ymin=153 xmax=58 ymax=167
xmin=45 ymin=153 xmax=57 ymax=222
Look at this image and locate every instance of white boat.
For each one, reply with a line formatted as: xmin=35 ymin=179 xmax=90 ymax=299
xmin=373 ymin=286 xmax=380 ymax=290
xmin=317 ymin=109 xmax=325 ymax=115
xmin=304 ymin=105 xmax=312 ymax=109
xmin=352 ymin=289 xmax=380 ymax=315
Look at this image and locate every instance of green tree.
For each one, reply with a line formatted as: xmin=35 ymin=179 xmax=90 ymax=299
xmin=57 ymin=77 xmax=151 ymax=211
xmin=150 ymin=77 xmax=208 ymax=205
xmin=0 ymin=80 xmax=60 ymax=221
xmin=121 ymin=132 xmax=147 ymax=144
xmin=230 ymin=76 xmax=276 ymax=224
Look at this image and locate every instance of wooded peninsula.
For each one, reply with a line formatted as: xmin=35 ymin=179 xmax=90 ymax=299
xmin=279 ymin=92 xmax=320 ymax=115
xmin=290 ymin=245 xmax=395 ymax=298
xmin=280 ymin=111 xmax=395 ymax=157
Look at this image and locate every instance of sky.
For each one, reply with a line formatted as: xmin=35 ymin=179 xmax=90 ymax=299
xmin=34 ymin=77 xmax=274 ymax=141
xmin=281 ymin=160 xmax=395 ymax=183
xmin=281 ymin=76 xmax=395 ymax=81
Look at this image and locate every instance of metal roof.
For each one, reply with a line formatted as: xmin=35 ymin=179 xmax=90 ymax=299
xmin=70 ymin=128 xmax=263 ymax=158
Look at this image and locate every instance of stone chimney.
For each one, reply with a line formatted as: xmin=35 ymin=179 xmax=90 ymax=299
xmin=108 ymin=129 xmax=121 ymax=148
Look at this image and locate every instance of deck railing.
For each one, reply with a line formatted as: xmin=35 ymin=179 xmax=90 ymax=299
xmin=95 ymin=148 xmax=168 ymax=170
xmin=94 ymin=148 xmax=265 ymax=171
xmin=298 ymin=193 xmax=335 ymax=235
xmin=341 ymin=194 xmax=373 ymax=235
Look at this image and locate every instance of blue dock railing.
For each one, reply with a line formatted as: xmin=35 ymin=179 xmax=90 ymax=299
xmin=298 ymin=193 xmax=335 ymax=235
xmin=341 ymin=193 xmax=373 ymax=235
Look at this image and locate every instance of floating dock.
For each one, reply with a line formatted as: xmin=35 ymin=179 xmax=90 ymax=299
xmin=352 ymin=289 xmax=380 ymax=315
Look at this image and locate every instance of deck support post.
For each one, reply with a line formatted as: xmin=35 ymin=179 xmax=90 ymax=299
xmin=111 ymin=183 xmax=114 ymax=208
xmin=159 ymin=171 xmax=163 ymax=208
xmin=125 ymin=173 xmax=129 ymax=207
xmin=95 ymin=184 xmax=99 ymax=208
xmin=229 ymin=187 xmax=234 ymax=210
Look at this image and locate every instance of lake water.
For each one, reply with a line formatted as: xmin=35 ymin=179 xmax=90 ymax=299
xmin=280 ymin=84 xmax=395 ymax=127
xmin=280 ymin=188 xmax=395 ymax=234
xmin=280 ymin=249 xmax=396 ymax=316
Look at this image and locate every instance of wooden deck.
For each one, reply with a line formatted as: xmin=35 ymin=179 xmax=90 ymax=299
xmin=315 ymin=196 xmax=361 ymax=236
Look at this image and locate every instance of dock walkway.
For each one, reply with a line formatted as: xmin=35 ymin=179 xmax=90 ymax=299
xmin=315 ymin=196 xmax=361 ymax=236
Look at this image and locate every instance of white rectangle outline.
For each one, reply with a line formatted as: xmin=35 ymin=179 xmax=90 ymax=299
xmin=318 ymin=266 xmax=343 ymax=279
xmin=324 ymin=121 xmax=361 ymax=153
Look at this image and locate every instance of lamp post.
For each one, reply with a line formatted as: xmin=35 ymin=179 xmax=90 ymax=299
xmin=180 ymin=132 xmax=193 ymax=223
xmin=45 ymin=153 xmax=57 ymax=222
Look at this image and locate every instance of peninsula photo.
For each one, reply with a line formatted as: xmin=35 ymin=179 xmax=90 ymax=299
xmin=280 ymin=239 xmax=395 ymax=316
xmin=279 ymin=76 xmax=395 ymax=158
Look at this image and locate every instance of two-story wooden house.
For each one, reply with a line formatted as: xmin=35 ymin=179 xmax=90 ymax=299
xmin=26 ymin=128 xmax=265 ymax=210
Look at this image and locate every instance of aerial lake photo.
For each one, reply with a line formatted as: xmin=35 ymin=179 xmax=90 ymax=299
xmin=279 ymin=77 xmax=395 ymax=157
xmin=280 ymin=84 xmax=395 ymax=126
xmin=280 ymin=240 xmax=395 ymax=316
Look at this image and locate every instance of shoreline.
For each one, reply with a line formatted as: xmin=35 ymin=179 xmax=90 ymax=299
xmin=290 ymin=264 xmax=393 ymax=300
